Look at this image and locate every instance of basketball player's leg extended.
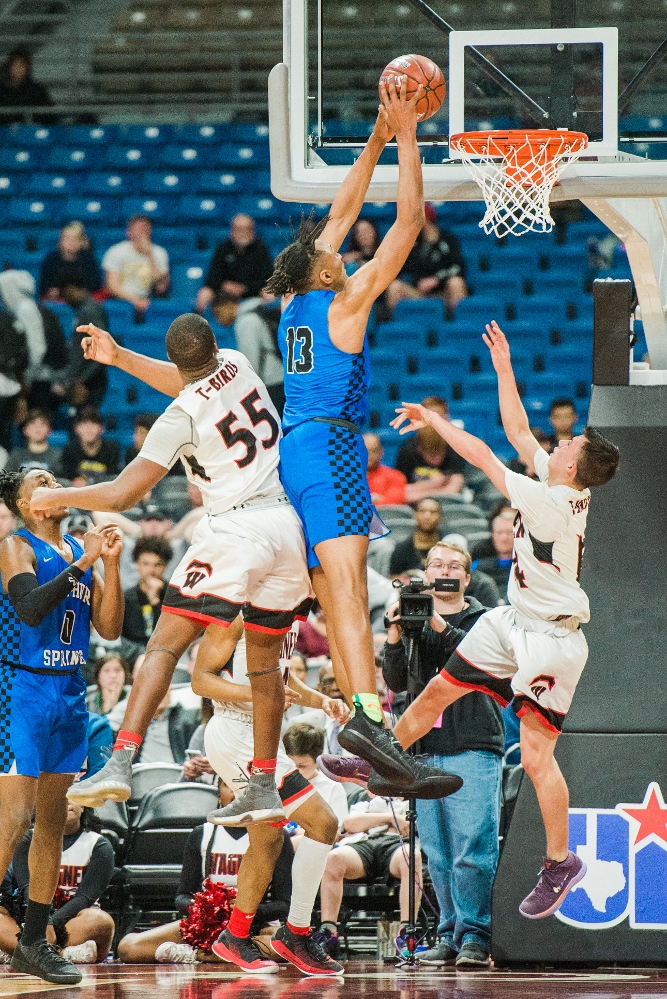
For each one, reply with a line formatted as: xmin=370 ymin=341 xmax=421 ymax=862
xmin=67 ymin=613 xmax=202 ymax=807
xmin=519 ymin=711 xmax=568 ymax=860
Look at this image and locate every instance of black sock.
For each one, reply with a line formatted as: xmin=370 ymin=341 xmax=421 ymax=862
xmin=21 ymin=900 xmax=51 ymax=947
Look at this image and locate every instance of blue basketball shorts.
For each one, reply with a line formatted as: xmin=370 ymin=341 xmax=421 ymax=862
xmin=0 ymin=663 xmax=88 ymax=778
xmin=279 ymin=420 xmax=388 ymax=569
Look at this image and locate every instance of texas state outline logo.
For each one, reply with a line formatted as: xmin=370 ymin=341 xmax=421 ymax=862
xmin=556 ymin=782 xmax=667 ymax=930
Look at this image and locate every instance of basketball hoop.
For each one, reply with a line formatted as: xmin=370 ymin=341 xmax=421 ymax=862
xmin=450 ymin=129 xmax=588 ymax=237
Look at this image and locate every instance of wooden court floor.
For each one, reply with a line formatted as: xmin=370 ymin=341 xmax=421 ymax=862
xmin=2 ymin=961 xmax=667 ymax=999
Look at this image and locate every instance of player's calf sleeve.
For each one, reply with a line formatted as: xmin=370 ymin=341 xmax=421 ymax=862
xmin=287 ymin=837 xmax=333 ymax=931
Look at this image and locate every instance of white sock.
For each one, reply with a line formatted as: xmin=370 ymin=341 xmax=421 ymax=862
xmin=287 ymin=836 xmax=333 ymax=929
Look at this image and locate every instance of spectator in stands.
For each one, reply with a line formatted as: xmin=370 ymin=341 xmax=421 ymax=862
xmin=389 ymin=497 xmax=442 ymax=576
xmin=123 ymin=413 xmax=158 ymax=467
xmin=135 ymin=687 xmax=200 ymax=764
xmin=507 ymin=427 xmax=551 ymax=479
xmin=441 ymin=532 xmax=501 ymax=609
xmin=60 ymin=407 xmax=120 ymax=485
xmin=284 ymin=724 xmax=349 ymax=825
xmin=385 ymin=203 xmax=467 ymax=317
xmin=296 ymin=602 xmax=330 ymax=659
xmin=285 ymin=664 xmax=349 ymax=756
xmin=0 ymin=501 xmax=16 ymax=541
xmin=5 ymin=409 xmax=62 ymax=475
xmin=319 ymin=793 xmax=421 ymax=957
xmin=168 ymin=482 xmax=206 ymax=544
xmin=8 ymin=803 xmax=115 ymax=965
xmin=117 ymin=782 xmax=293 ymax=964
xmin=382 ymin=541 xmax=502 ymax=969
xmin=102 ymin=214 xmax=169 ymax=313
xmin=115 ymin=503 xmax=184 ymax=588
xmin=364 ymin=432 xmax=407 ymax=506
xmin=342 ymin=219 xmax=381 ymax=267
xmin=548 ymin=397 xmax=578 ymax=449
xmin=86 ymin=653 xmax=131 ymax=717
xmin=0 ymin=48 xmax=53 ymax=125
xmin=471 ymin=512 xmax=514 ymax=598
xmin=122 ymin=536 xmax=173 ymax=645
xmin=196 ymin=214 xmax=274 ymax=313
xmin=39 ymin=223 xmax=102 ymax=300
xmin=211 ymin=293 xmax=285 ymax=415
xmin=394 ymin=396 xmax=465 ymax=497
xmin=51 ymin=267 xmax=109 ymax=409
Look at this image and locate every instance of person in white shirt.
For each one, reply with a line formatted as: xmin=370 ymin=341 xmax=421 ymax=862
xmin=384 ymin=320 xmax=619 ymax=922
xmin=283 ymin=722 xmax=349 ymax=826
xmin=102 ymin=215 xmax=169 ymax=312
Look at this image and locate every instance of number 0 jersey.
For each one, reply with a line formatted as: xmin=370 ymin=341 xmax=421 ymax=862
xmin=139 ymin=350 xmax=284 ymax=516
xmin=0 ymin=530 xmax=92 ymax=673
xmin=278 ymin=289 xmax=371 ymax=430
xmin=505 ymin=447 xmax=591 ymax=623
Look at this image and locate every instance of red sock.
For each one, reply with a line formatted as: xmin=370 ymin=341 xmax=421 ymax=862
xmin=287 ymin=922 xmax=311 ymax=936
xmin=114 ymin=730 xmax=143 ymax=753
xmin=251 ymin=757 xmax=277 ymax=774
xmin=227 ymin=907 xmax=255 ymax=939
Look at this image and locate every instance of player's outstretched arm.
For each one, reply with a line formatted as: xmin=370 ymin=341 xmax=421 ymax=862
xmin=79 ymin=323 xmax=183 ymax=398
xmin=391 ymin=402 xmax=510 ymax=498
xmin=336 ymin=77 xmax=425 ymax=315
xmin=29 ymin=457 xmax=167 ymax=519
xmin=318 ymin=111 xmax=393 ymax=253
xmin=484 ymin=321 xmax=542 ymax=466
xmin=90 ymin=527 xmax=124 ymax=640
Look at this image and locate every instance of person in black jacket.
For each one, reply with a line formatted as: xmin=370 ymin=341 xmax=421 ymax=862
xmin=382 ymin=540 xmax=503 ymax=969
xmin=5 ymin=803 xmax=115 ymax=964
xmin=195 ymin=215 xmax=274 ymax=313
xmin=0 ymin=48 xmax=53 ymax=125
xmin=122 ymin=536 xmax=172 ymax=646
xmin=117 ymin=781 xmax=293 ymax=963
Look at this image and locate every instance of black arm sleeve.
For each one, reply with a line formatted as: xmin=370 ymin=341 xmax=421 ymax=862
xmin=382 ymin=640 xmax=409 ymax=694
xmin=253 ymin=830 xmax=293 ymax=929
xmin=177 ymin=826 xmax=205 ymax=907
xmin=7 ymin=566 xmax=85 ymax=628
xmin=51 ymin=837 xmax=115 ymax=928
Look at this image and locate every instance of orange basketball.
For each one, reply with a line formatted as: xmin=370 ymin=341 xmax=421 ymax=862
xmin=378 ymin=54 xmax=446 ymax=121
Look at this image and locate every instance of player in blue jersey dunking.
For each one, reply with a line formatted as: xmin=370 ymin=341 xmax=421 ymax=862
xmin=263 ymin=77 xmax=458 ymax=796
xmin=0 ymin=468 xmax=123 ymax=985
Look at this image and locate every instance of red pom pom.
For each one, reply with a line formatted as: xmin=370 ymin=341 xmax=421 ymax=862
xmin=180 ymin=878 xmax=238 ymax=954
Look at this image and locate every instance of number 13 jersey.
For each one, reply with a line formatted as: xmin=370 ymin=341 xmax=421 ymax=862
xmin=139 ymin=350 xmax=284 ymax=515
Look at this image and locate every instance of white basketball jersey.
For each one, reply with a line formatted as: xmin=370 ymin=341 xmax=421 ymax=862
xmin=505 ymin=448 xmax=590 ymax=623
xmin=200 ymin=822 xmax=249 ymax=886
xmin=58 ymin=830 xmax=101 ymax=900
xmin=142 ymin=350 xmax=283 ymax=516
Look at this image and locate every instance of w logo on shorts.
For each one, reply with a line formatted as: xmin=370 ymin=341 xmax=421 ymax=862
xmin=183 ymin=559 xmax=213 ymax=590
xmin=529 ymin=674 xmax=555 ymax=700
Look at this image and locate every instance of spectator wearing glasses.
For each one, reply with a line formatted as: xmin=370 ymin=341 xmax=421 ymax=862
xmin=195 ymin=214 xmax=274 ymax=314
xmin=382 ymin=541 xmax=503 ymax=968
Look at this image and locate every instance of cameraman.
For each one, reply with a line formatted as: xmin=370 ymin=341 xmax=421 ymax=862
xmin=382 ymin=542 xmax=504 ymax=969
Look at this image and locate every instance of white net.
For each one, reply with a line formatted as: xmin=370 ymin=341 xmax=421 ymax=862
xmin=451 ymin=130 xmax=588 ymax=238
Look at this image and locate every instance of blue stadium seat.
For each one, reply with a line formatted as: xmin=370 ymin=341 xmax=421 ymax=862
xmin=45 ymin=300 xmax=74 ymax=331
xmin=3 ymin=252 xmax=41 ymax=279
xmin=106 ymin=146 xmax=156 ymax=170
xmin=121 ymin=196 xmax=176 ymax=223
xmin=174 ymin=124 xmax=232 ymax=145
xmin=0 ymin=231 xmax=27 ymax=250
xmin=453 ymin=295 xmax=503 ymax=322
xmin=7 ymin=124 xmax=62 ymax=146
xmin=0 ymin=148 xmax=41 ymax=171
xmin=46 ymin=147 xmax=94 ymax=171
xmin=159 ymin=145 xmax=211 ymax=169
xmin=8 ymin=198 xmax=53 ymax=224
xmin=218 ymin=144 xmax=269 ymax=168
xmin=141 ymin=172 xmax=194 ymax=195
xmin=0 ymin=174 xmax=20 ymax=195
xmin=64 ymin=196 xmax=122 ymax=225
xmin=151 ymin=228 xmax=202 ymax=253
xmin=472 ymin=273 xmax=523 ymax=299
xmin=119 ymin=124 xmax=174 ymax=145
xmin=392 ymin=298 xmax=446 ymax=326
xmin=356 ymin=201 xmax=394 ymax=222
xmin=526 ymin=271 xmax=586 ymax=294
xmin=177 ymin=195 xmax=234 ymax=223
xmin=197 ymin=171 xmax=242 ymax=194
xmin=27 ymin=173 xmax=80 ymax=195
xmin=65 ymin=124 xmax=120 ymax=146
xmin=237 ymin=195 xmax=290 ymax=222
xmin=242 ymin=169 xmax=271 ymax=194
xmin=80 ymin=171 xmax=140 ymax=196
xmin=145 ymin=299 xmax=193 ymax=320
xmin=104 ymin=300 xmax=136 ymax=327
xmin=170 ymin=264 xmax=204 ymax=301
xmin=228 ymin=123 xmax=270 ymax=142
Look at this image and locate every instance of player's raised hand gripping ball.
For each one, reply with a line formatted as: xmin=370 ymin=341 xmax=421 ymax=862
xmin=379 ymin=55 xmax=445 ymax=120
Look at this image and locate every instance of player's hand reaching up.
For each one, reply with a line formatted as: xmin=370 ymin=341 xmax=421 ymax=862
xmin=379 ymin=74 xmax=423 ymax=138
xmin=101 ymin=528 xmax=123 ymax=562
xmin=82 ymin=524 xmax=121 ymax=564
xmin=372 ymin=106 xmax=395 ymax=145
xmin=78 ymin=324 xmax=120 ymax=366
xmin=483 ymin=320 xmax=513 ymax=374
xmin=391 ymin=402 xmax=433 ymax=435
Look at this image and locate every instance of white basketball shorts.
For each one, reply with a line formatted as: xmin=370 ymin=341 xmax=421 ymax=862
xmin=204 ymin=710 xmax=315 ymax=817
xmin=443 ymin=605 xmax=589 ymax=733
xmin=162 ymin=498 xmax=312 ymax=634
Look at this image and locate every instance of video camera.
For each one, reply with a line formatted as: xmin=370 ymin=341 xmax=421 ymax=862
xmin=390 ymin=576 xmax=460 ymax=634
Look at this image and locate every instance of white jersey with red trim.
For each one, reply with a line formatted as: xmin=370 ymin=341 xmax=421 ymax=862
xmin=200 ymin=822 xmax=249 ymax=886
xmin=58 ymin=830 xmax=101 ymax=900
xmin=505 ymin=447 xmax=591 ymax=624
xmin=139 ymin=350 xmax=283 ymax=516
xmin=213 ymin=622 xmax=299 ymax=716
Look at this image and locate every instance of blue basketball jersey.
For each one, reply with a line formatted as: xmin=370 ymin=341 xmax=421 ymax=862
xmin=1 ymin=530 xmax=93 ymax=673
xmin=279 ymin=289 xmax=370 ymax=431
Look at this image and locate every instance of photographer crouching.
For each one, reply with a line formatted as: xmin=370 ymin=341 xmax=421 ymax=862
xmin=383 ymin=542 xmax=504 ymax=969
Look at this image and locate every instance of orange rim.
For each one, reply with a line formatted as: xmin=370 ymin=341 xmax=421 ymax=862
xmin=450 ymin=129 xmax=589 ymax=158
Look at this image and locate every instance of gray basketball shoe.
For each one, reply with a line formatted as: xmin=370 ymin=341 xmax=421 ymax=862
xmin=208 ymin=774 xmax=286 ymax=826
xmin=66 ymin=748 xmax=134 ymax=807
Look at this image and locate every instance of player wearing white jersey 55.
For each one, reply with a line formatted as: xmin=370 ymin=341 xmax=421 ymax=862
xmin=28 ymin=316 xmax=312 ymax=833
xmin=379 ymin=320 xmax=620 ymax=922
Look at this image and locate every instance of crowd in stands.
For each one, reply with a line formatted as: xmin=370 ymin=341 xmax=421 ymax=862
xmin=0 ymin=196 xmax=593 ymax=969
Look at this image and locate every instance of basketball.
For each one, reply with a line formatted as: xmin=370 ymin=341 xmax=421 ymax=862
xmin=378 ymin=54 xmax=445 ymax=120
